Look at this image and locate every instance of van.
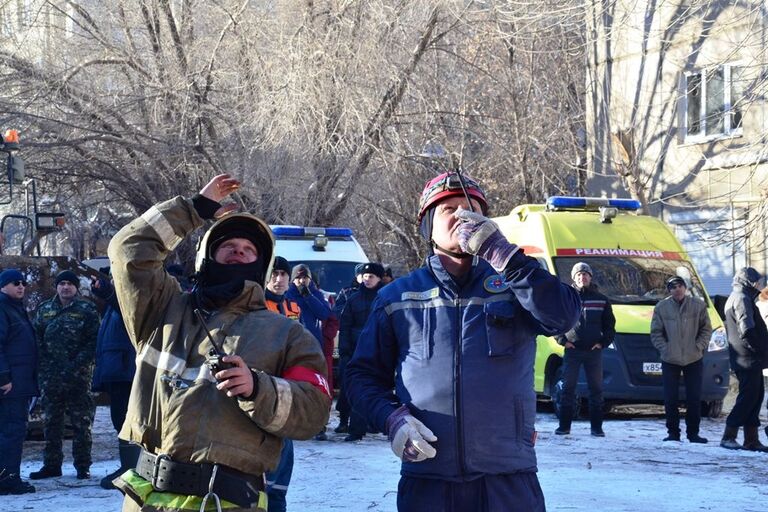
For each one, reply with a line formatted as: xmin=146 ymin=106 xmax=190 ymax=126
xmin=493 ymin=196 xmax=730 ymax=417
xmin=270 ymin=225 xmax=369 ymax=298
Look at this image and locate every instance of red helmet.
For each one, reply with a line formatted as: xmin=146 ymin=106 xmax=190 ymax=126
xmin=417 ymin=172 xmax=488 ymax=222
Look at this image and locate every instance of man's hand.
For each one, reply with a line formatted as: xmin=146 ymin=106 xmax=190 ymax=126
xmin=200 ymin=174 xmax=241 ymax=218
xmin=215 ymin=355 xmax=255 ymax=398
xmin=565 ymin=342 xmax=576 ymax=349
xmin=1 ymin=382 xmax=12 ymax=395
xmin=455 ymin=207 xmax=519 ymax=271
xmin=385 ymin=405 xmax=437 ymax=462
xmin=591 ymin=343 xmax=602 ymax=350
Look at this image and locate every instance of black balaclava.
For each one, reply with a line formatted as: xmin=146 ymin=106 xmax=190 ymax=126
xmin=194 ymin=218 xmax=271 ymax=310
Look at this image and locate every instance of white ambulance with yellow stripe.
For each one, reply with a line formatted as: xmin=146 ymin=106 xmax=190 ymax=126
xmin=493 ymin=197 xmax=730 ymax=417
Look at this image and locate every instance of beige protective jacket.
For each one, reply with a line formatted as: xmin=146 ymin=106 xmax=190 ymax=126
xmin=108 ymin=196 xmax=331 ymax=476
xmin=650 ymin=295 xmax=712 ymax=366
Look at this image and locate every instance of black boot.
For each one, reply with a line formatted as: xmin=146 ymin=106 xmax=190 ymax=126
xmin=590 ymin=408 xmax=604 ymax=437
xmin=334 ymin=420 xmax=349 ymax=434
xmin=556 ymin=408 xmax=572 ymax=435
xmin=29 ymin=466 xmax=62 ymax=480
xmin=100 ymin=441 xmax=141 ymax=490
xmin=742 ymin=426 xmax=768 ymax=452
xmin=0 ymin=474 xmax=35 ymax=495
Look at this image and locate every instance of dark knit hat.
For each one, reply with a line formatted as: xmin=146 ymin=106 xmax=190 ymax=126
xmin=55 ymin=270 xmax=79 ymax=288
xmin=291 ymin=264 xmax=312 ymax=280
xmin=273 ymin=256 xmax=291 ymax=274
xmin=360 ymin=262 xmax=385 ymax=279
xmin=354 ymin=263 xmax=365 ymax=276
xmin=666 ymin=275 xmax=686 ymax=290
xmin=0 ymin=269 xmax=25 ymax=288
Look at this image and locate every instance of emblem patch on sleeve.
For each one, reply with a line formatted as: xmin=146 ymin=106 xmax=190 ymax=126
xmin=484 ymin=275 xmax=509 ymax=293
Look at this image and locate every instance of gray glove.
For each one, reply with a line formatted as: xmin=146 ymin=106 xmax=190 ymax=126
xmin=455 ymin=209 xmax=519 ymax=271
xmin=385 ymin=405 xmax=438 ymax=462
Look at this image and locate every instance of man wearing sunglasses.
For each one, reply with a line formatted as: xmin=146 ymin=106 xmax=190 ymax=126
xmin=346 ymin=171 xmax=581 ymax=511
xmin=0 ymin=270 xmax=38 ymax=495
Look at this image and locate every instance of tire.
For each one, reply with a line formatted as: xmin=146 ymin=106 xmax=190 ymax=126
xmin=701 ymin=400 xmax=723 ymax=419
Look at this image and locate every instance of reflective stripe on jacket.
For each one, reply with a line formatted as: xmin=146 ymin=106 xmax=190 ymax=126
xmin=345 ymin=252 xmax=581 ymax=480
xmin=108 ymin=196 xmax=331 ymax=479
xmin=556 ymin=286 xmax=615 ymax=350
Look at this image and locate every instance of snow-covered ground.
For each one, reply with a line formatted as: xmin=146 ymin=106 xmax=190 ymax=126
xmin=5 ymin=404 xmax=767 ymax=512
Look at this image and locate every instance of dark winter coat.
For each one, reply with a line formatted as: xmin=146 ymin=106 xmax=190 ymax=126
xmin=338 ymin=283 xmax=382 ymax=358
xmin=724 ymin=271 xmax=768 ymax=370
xmin=91 ymin=279 xmax=136 ymax=391
xmin=285 ymin=282 xmax=331 ymax=344
xmin=0 ymin=292 xmax=38 ymax=398
xmin=345 ymin=252 xmax=581 ymax=480
xmin=333 ymin=282 xmax=359 ymax=317
xmin=556 ymin=285 xmax=615 ymax=350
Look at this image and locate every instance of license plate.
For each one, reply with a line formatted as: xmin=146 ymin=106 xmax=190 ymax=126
xmin=643 ymin=362 xmax=662 ymax=375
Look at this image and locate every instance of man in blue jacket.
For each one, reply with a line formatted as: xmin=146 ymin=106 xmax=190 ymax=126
xmin=90 ymin=270 xmax=140 ymax=489
xmin=345 ymin=172 xmax=581 ymax=512
xmin=286 ymin=264 xmax=331 ymax=346
xmin=0 ymin=269 xmax=38 ymax=495
xmin=285 ymin=264 xmax=332 ymax=440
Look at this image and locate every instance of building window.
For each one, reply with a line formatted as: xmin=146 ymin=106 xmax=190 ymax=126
xmin=684 ymin=64 xmax=744 ymax=141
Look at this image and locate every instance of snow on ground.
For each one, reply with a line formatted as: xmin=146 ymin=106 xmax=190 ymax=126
xmin=4 ymin=405 xmax=767 ymax=512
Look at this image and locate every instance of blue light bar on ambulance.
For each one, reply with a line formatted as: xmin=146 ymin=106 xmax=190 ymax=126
xmin=271 ymin=226 xmax=354 ymax=237
xmin=546 ymin=196 xmax=641 ymax=212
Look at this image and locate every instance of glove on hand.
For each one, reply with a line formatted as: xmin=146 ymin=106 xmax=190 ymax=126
xmin=455 ymin=208 xmax=519 ymax=271
xmin=385 ymin=405 xmax=437 ymax=462
xmin=298 ymin=285 xmax=310 ymax=297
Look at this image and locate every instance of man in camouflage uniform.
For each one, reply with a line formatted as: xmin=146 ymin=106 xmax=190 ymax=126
xmin=30 ymin=270 xmax=100 ymax=481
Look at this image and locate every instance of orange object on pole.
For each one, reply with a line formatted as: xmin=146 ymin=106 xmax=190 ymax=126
xmin=3 ymin=129 xmax=19 ymax=143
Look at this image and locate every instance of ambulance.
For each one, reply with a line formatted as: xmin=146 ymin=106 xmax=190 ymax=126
xmin=493 ymin=196 xmax=730 ymax=417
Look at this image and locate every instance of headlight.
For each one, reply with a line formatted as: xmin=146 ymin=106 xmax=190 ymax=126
xmin=708 ymin=327 xmax=728 ymax=352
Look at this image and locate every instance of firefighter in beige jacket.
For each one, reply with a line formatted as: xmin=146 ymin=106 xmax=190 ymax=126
xmin=650 ymin=275 xmax=712 ymax=443
xmin=108 ymin=174 xmax=331 ymax=512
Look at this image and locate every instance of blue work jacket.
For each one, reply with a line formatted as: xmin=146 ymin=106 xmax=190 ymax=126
xmin=0 ymin=292 xmax=39 ymax=398
xmin=345 ymin=252 xmax=581 ymax=480
xmin=91 ymin=279 xmax=136 ymax=390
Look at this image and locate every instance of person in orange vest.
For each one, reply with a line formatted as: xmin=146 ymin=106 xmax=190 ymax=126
xmin=263 ymin=256 xmax=301 ymax=512
xmin=265 ymin=257 xmax=301 ymax=321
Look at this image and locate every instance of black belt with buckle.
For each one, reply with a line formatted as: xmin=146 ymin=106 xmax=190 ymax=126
xmin=135 ymin=449 xmax=263 ymax=508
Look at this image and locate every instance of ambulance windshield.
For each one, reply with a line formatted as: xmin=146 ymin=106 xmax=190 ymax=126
xmin=553 ymin=257 xmax=708 ymax=305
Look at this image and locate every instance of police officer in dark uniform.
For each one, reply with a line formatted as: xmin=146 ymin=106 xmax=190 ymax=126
xmin=30 ymin=270 xmax=100 ymax=481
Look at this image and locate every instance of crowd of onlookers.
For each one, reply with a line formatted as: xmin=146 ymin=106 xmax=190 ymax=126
xmin=3 ymin=176 xmax=768 ymax=512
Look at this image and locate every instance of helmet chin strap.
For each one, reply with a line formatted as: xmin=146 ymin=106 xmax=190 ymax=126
xmin=431 ymin=240 xmax=472 ymax=259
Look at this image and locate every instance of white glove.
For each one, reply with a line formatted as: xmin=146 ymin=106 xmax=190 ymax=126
xmin=386 ymin=405 xmax=438 ymax=462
